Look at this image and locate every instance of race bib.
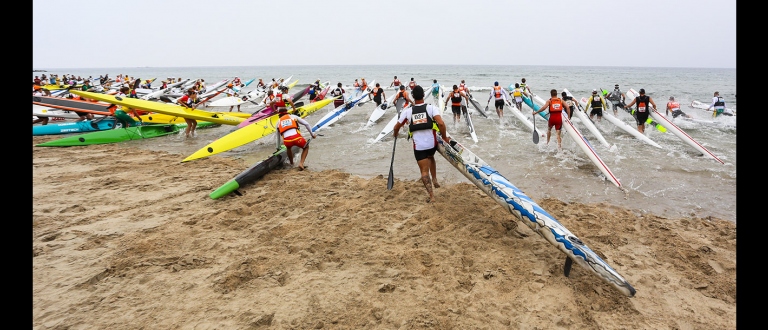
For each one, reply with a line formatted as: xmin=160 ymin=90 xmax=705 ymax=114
xmin=411 ymin=112 xmax=428 ymax=125
xmin=638 ymin=102 xmax=647 ymax=112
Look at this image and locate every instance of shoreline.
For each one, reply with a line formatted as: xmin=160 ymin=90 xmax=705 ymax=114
xmin=33 ymin=135 xmax=736 ymax=329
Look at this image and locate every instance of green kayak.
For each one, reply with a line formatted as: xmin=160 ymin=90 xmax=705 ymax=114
xmin=36 ymin=122 xmax=218 ymax=147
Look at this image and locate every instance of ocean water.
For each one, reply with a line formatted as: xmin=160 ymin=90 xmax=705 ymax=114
xmin=33 ymin=65 xmax=737 ymax=222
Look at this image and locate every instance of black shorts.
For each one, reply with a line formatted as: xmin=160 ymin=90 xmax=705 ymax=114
xmin=414 ymin=147 xmax=437 ymax=161
xmin=671 ymin=110 xmax=687 ymax=118
xmin=451 ymin=105 xmax=462 ymax=115
xmin=590 ymin=108 xmax=603 ymax=117
xmin=494 ymin=99 xmax=505 ymax=109
xmin=635 ymin=111 xmax=649 ymax=125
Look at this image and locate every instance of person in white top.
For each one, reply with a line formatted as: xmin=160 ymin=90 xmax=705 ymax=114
xmin=707 ymin=91 xmax=732 ymax=117
xmin=392 ymin=85 xmax=450 ymax=203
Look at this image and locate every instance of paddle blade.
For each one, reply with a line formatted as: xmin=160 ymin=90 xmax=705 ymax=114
xmin=387 ymin=137 xmax=397 ymax=190
xmin=533 ymin=129 xmax=540 ymax=144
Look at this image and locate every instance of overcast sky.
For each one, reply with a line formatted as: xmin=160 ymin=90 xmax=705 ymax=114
xmin=32 ymin=0 xmax=736 ymax=69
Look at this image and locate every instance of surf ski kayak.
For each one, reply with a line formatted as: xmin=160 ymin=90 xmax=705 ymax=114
xmin=181 ymin=97 xmax=334 ymax=162
xmin=70 ymin=90 xmax=245 ymax=126
xmin=36 ymin=122 xmax=217 ymax=147
xmin=563 ymin=89 xmax=612 ymax=150
xmin=467 ymin=97 xmax=488 ymax=118
xmin=464 ymin=106 xmax=478 ymax=143
xmin=435 ymin=135 xmax=635 ymax=297
xmin=32 ymin=105 xmax=105 ymax=119
xmin=33 ymin=117 xmax=118 ymax=136
xmin=649 ymin=109 xmax=724 ymax=164
xmin=311 ymin=93 xmax=367 ymax=132
xmin=365 ymin=92 xmax=396 ymax=127
xmin=209 ymin=144 xmax=301 ymax=199
xmin=372 ymin=104 xmax=412 ymax=143
xmin=211 ymin=96 xmax=349 ymax=199
xmin=689 ymin=100 xmax=736 ymax=116
xmin=579 ymin=97 xmax=663 ymax=149
xmin=561 ymin=115 xmax=623 ymax=188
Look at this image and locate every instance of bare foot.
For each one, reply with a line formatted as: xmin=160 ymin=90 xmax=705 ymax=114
xmin=433 ymin=182 xmax=440 ymax=188
xmin=298 ymin=165 xmax=304 ymax=171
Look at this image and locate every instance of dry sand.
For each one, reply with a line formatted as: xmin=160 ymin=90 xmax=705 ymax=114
xmin=32 ymin=135 xmax=736 ymax=329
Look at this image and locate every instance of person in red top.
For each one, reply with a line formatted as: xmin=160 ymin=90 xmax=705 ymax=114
xmin=665 ymin=96 xmax=692 ymax=119
xmin=408 ymin=78 xmax=417 ymax=91
xmin=276 ymin=106 xmax=317 ymax=171
xmin=268 ymin=86 xmax=295 ymax=113
xmin=389 ymin=76 xmax=401 ymax=88
xmin=178 ymin=89 xmax=200 ymax=138
xmin=533 ymin=89 xmax=570 ymax=149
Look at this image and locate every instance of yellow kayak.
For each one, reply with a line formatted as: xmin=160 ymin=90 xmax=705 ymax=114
xmin=40 ymin=84 xmax=81 ymax=90
xmin=182 ymin=97 xmax=335 ymax=162
xmin=140 ymin=111 xmax=251 ymax=124
xmin=287 ymin=80 xmax=299 ymax=89
xmin=69 ymin=90 xmax=245 ymax=126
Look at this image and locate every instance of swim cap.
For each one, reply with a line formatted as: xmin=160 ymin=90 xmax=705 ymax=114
xmin=639 ymin=89 xmax=646 ymax=94
xmin=494 ymin=81 xmax=499 ymax=86
xmin=592 ymin=89 xmax=597 ymax=93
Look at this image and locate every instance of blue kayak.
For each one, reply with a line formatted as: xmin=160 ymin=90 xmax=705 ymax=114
xmin=33 ymin=117 xmax=118 ymax=136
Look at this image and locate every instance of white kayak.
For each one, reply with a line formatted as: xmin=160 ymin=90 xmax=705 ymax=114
xmin=373 ymin=104 xmax=410 ymax=143
xmin=311 ymin=94 xmax=364 ymax=132
xmin=506 ymin=100 xmax=537 ymax=133
xmin=563 ymin=88 xmax=612 ymax=150
xmin=580 ymin=97 xmax=663 ymax=149
xmin=689 ymin=100 xmax=736 ymax=116
xmin=33 ymin=104 xmax=105 ymax=119
xmin=561 ymin=115 xmax=623 ymax=188
xmin=464 ymin=108 xmax=478 ymax=143
xmin=199 ymin=79 xmax=230 ymax=98
xmin=140 ymin=87 xmax=170 ymax=101
xmin=649 ymin=110 xmax=724 ymax=164
xmin=208 ymin=95 xmax=250 ymax=107
xmin=366 ymin=92 xmax=396 ymax=127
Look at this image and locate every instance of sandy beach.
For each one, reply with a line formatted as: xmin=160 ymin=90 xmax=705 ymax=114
xmin=32 ymin=135 xmax=736 ymax=329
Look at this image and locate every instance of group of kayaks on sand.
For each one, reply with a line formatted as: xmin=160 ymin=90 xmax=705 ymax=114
xmin=34 ymin=71 xmax=738 ymax=299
